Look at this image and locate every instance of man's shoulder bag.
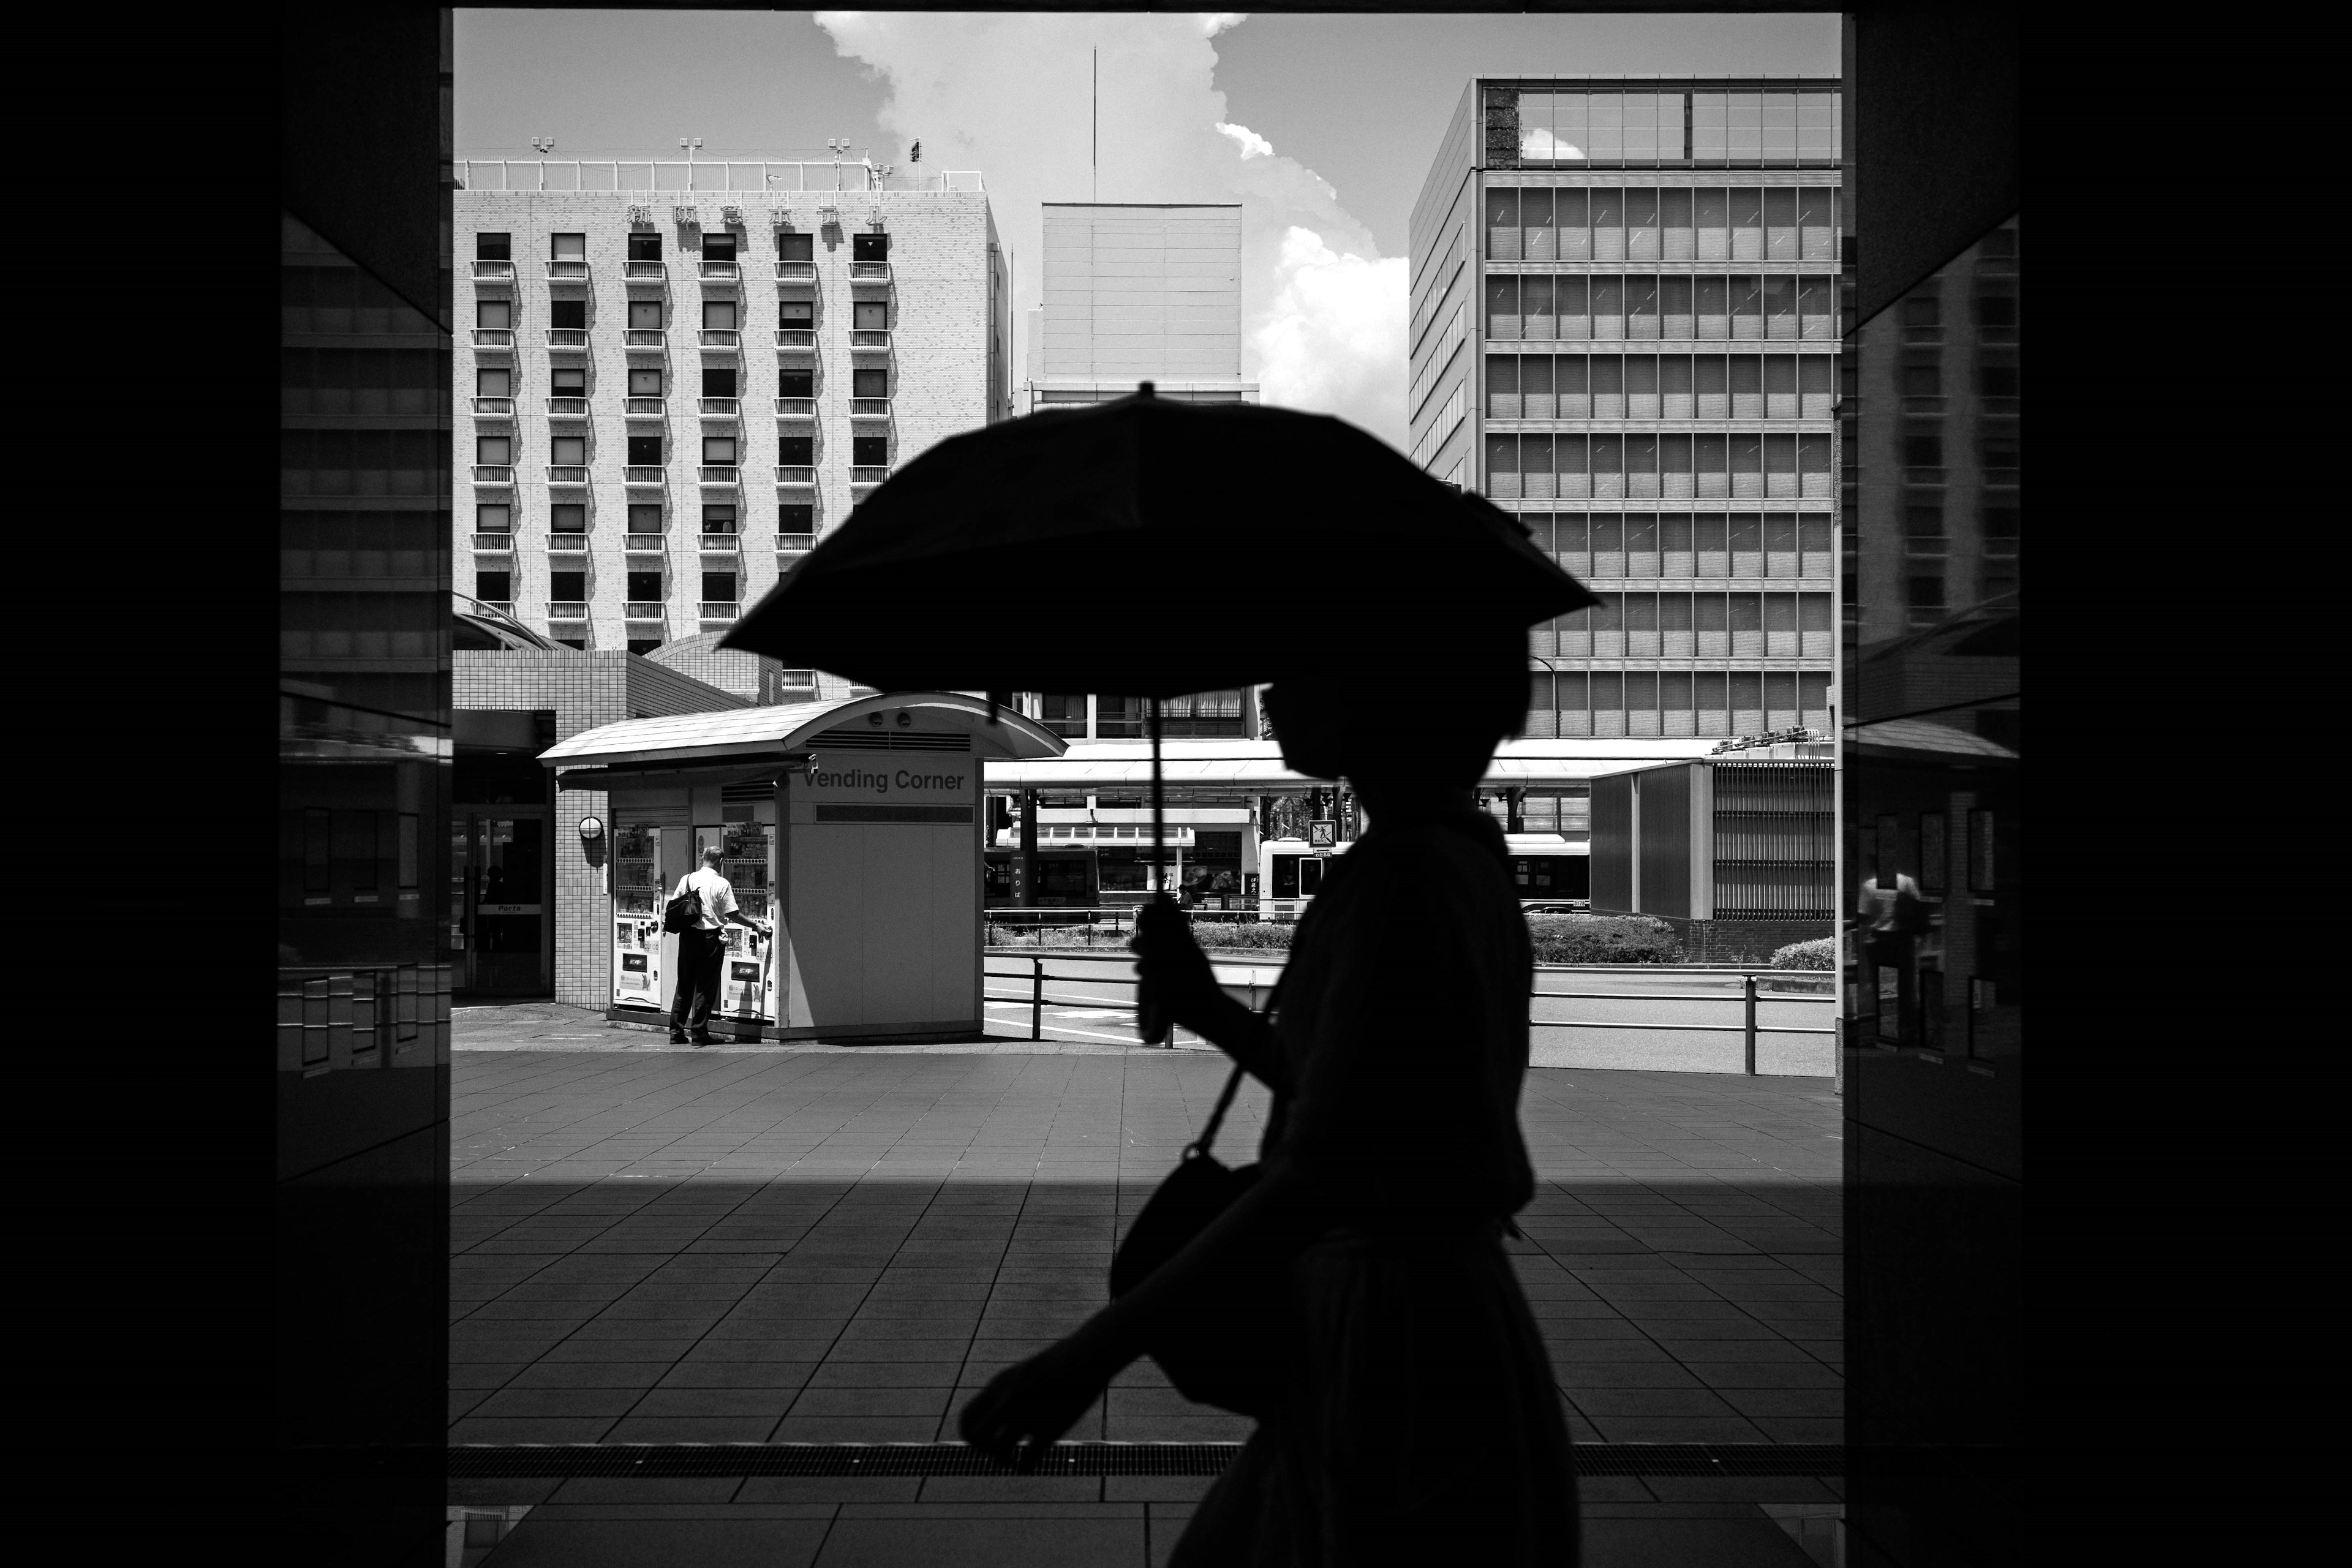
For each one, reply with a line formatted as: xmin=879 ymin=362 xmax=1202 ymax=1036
xmin=1108 ymin=1061 xmax=1287 ymax=1419
xmin=662 ymin=878 xmax=703 ymax=935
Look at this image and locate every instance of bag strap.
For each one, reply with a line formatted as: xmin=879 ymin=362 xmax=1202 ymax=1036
xmin=1187 ymin=1063 xmax=1248 ymax=1162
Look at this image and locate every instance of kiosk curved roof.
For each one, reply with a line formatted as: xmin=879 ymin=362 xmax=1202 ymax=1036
xmin=541 ymin=692 xmax=1067 ymax=772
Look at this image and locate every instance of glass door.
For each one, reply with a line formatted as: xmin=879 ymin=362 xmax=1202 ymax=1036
xmin=465 ymin=815 xmax=548 ymax=995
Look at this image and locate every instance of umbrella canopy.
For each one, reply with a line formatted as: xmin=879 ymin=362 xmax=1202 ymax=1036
xmin=721 ymin=390 xmax=1596 ymax=697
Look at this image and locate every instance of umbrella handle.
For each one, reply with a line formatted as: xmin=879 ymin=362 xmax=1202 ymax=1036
xmin=1139 ymin=695 xmax=1174 ymax=1047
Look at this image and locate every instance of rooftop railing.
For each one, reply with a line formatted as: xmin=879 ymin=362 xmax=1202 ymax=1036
xmin=456 ymin=159 xmax=984 ymax=194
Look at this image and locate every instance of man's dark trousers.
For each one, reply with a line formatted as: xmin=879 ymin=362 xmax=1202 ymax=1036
xmin=671 ymin=927 xmax=726 ymax=1038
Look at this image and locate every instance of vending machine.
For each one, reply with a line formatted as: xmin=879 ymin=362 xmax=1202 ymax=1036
xmin=609 ymin=824 xmax=684 ymax=1014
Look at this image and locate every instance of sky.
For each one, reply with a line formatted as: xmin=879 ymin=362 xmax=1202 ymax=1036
xmin=455 ymin=10 xmax=1838 ymax=451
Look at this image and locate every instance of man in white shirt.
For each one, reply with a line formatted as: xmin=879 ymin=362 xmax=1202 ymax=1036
xmin=671 ymin=844 xmax=770 ymax=1045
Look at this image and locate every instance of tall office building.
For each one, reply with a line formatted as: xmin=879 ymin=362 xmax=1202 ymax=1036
xmin=1019 ymin=202 xmax=1258 ymax=740
xmin=1409 ymin=77 xmax=1842 ymax=744
xmin=451 ymin=156 xmax=1010 ymax=684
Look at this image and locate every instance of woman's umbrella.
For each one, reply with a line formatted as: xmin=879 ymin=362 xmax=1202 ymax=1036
xmin=721 ymin=386 xmax=1596 ymax=1038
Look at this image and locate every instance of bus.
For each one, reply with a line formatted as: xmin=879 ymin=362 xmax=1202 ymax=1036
xmin=1506 ymin=833 xmax=1589 ymax=910
xmin=1259 ymin=836 xmax=1350 ymax=921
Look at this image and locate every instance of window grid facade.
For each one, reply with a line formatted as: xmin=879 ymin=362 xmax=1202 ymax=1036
xmin=453 ymin=171 xmax=1010 ymax=673
xmin=1410 ymin=75 xmax=1841 ymax=744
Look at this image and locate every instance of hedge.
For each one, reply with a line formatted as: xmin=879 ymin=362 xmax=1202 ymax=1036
xmin=1770 ymin=937 xmax=1837 ymax=971
xmin=1524 ymin=913 xmax=1686 ymax=965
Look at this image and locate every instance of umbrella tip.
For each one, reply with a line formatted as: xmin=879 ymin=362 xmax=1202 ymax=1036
xmin=1137 ymin=380 xmax=1155 ymax=398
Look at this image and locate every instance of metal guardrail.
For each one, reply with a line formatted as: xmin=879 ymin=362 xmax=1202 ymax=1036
xmin=981 ymin=946 xmax=1834 ymax=1071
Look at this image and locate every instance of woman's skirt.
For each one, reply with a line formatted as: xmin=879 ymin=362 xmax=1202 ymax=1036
xmin=1169 ymin=1226 xmax=1578 ymax=1567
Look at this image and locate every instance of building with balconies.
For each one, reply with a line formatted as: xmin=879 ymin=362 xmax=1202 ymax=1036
xmin=1409 ymin=77 xmax=1843 ymax=763
xmin=454 ymin=155 xmax=1011 ymax=668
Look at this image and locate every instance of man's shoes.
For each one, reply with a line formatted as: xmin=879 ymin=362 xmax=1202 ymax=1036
xmin=689 ymin=1033 xmax=720 ymax=1046
xmin=669 ymin=1032 xmax=690 ymax=1044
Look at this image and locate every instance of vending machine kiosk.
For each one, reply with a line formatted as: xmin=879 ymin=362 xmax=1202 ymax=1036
xmin=544 ymin=694 xmax=1064 ymax=1042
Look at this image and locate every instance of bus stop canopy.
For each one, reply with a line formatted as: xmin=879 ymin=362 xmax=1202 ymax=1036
xmin=541 ymin=692 xmax=1066 ymax=782
xmin=978 ymin=737 xmax=1722 ymax=793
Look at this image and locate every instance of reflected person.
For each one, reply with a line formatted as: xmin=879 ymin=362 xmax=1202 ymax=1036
xmin=960 ymin=639 xmax=1577 ymax=1565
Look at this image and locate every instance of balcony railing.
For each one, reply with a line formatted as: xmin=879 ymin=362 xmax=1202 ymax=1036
xmin=774 ymin=260 xmax=817 ymax=283
xmin=471 ymin=396 xmax=514 ymax=418
xmin=622 ymin=260 xmax=666 ymax=283
xmin=623 ymin=466 xmax=666 ymax=486
xmin=699 ymin=397 xmax=741 ymax=418
xmin=470 ymin=466 xmax=514 ymax=486
xmin=698 ymin=601 xmax=741 ymax=621
xmin=548 ymin=532 xmax=589 ymax=554
xmin=624 ymin=398 xmax=666 ymax=418
xmin=850 ymin=398 xmax=891 ymax=420
xmin=547 ymin=600 xmax=589 ymax=620
xmin=1981 ymin=467 xmax=2020 ymax=489
xmin=850 ymin=465 xmax=890 ymax=486
xmin=775 ymin=466 xmax=816 ymax=486
xmin=546 ymin=328 xmax=588 ymax=350
xmin=624 ymin=601 xmax=667 ymax=621
xmin=471 ymin=328 xmax=514 ymax=350
xmin=699 ymin=532 xmax=741 ymax=552
xmin=1902 ymin=467 xmax=1947 ymax=488
xmin=478 ymin=600 xmax=516 ymax=617
xmin=624 ymin=533 xmax=666 ymax=554
xmin=775 ymin=329 xmax=817 ymax=352
xmin=545 ymin=396 xmax=588 ymax=418
xmin=472 ymin=259 xmax=514 ymax=281
xmin=1901 ymin=396 xmax=1949 ymax=417
xmin=1980 ymin=396 xmax=2021 ymax=419
xmin=850 ymin=330 xmax=891 ymax=353
xmin=773 ymin=396 xmax=816 ymax=419
xmin=777 ymin=533 xmax=817 ymax=554
xmin=545 ymin=259 xmax=591 ymax=281
xmin=1901 ymin=325 xmax=1943 ymax=345
xmin=699 ymin=329 xmax=742 ymax=352
xmin=544 ymin=465 xmax=589 ymax=485
xmin=699 ymin=260 xmax=742 ymax=284
xmin=624 ymin=329 xmax=666 ymax=351
xmin=698 ymin=465 xmax=742 ymax=488
xmin=849 ymin=261 xmax=892 ymax=285
xmin=471 ymin=533 xmax=515 ymax=552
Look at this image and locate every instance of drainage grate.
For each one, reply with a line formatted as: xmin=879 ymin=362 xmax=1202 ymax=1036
xmin=443 ymin=1442 xmax=1849 ymax=1480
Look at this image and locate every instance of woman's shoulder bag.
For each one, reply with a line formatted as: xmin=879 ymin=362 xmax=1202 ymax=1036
xmin=1108 ymin=1059 xmax=1288 ymax=1418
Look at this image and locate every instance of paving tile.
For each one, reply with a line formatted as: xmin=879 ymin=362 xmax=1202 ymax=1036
xmin=601 ymin=1415 xmax=783 ymax=1443
xmin=628 ymin=1387 xmax=796 ymax=1419
xmin=771 ymin=1414 xmax=944 ymax=1443
xmin=788 ymin=1386 xmax=953 ymax=1418
xmin=448 ymin=1415 xmax=616 ymax=1444
xmin=469 ymin=1517 xmax=829 ymax=1567
xmin=469 ymin=1386 xmax=646 ymax=1419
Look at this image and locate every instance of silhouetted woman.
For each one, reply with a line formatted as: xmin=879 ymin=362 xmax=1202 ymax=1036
xmin=961 ymin=643 xmax=1578 ymax=1566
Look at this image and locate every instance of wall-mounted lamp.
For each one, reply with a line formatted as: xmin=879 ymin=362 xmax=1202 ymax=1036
xmin=578 ymin=815 xmax=605 ymax=843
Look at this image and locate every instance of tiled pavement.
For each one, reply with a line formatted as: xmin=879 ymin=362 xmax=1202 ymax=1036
xmin=450 ymin=1041 xmax=1843 ymax=1566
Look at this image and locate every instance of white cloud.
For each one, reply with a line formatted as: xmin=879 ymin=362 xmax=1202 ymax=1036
xmin=1215 ymin=121 xmax=1272 ymax=160
xmin=1253 ymin=228 xmax=1410 ymax=446
xmin=814 ymin=12 xmax=1408 ymax=449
